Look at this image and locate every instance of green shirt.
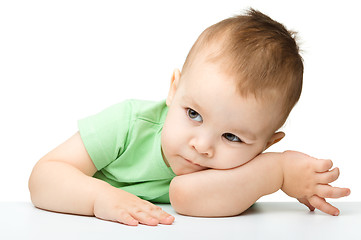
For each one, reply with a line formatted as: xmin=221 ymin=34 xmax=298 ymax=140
xmin=78 ymin=99 xmax=176 ymax=203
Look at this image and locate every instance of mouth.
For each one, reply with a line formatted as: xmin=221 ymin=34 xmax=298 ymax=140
xmin=183 ymin=157 xmax=205 ymax=168
xmin=185 ymin=158 xmax=199 ymax=166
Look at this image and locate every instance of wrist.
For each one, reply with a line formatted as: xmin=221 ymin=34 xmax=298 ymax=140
xmin=262 ymin=152 xmax=286 ymax=192
xmin=91 ymin=179 xmax=113 ymax=214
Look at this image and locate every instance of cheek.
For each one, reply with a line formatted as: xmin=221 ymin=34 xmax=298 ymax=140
xmin=162 ymin=112 xmax=188 ymax=154
xmin=161 ymin=123 xmax=174 ymax=157
xmin=224 ymin=151 xmax=250 ymax=168
xmin=215 ymin=146 xmax=260 ymax=169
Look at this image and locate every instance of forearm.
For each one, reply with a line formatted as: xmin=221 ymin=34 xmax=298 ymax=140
xmin=29 ymin=160 xmax=109 ymax=215
xmin=169 ymin=152 xmax=284 ymax=217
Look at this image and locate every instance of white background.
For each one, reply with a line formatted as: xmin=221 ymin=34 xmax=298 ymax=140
xmin=1 ymin=0 xmax=360 ymax=202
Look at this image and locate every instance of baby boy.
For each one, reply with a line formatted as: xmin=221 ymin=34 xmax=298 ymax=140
xmin=29 ymin=9 xmax=350 ymax=226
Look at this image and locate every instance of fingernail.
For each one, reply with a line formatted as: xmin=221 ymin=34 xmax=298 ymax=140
xmin=167 ymin=216 xmax=174 ymax=221
xmin=164 ymin=215 xmax=175 ymax=223
xmin=334 ymin=211 xmax=339 ymax=216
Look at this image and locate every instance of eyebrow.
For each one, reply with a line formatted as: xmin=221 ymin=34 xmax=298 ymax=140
xmin=183 ymin=95 xmax=202 ymax=111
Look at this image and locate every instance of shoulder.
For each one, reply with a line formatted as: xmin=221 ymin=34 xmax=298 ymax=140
xmin=126 ymin=99 xmax=168 ymax=124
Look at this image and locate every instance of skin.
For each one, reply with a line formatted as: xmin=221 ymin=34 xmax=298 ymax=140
xmin=164 ymin=58 xmax=350 ymax=217
xmin=28 ymin=132 xmax=175 ymax=226
xmin=28 ymin=57 xmax=350 ymax=227
xmin=161 ymin=59 xmax=285 ymax=176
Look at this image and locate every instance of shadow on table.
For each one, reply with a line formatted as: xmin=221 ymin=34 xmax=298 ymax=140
xmin=240 ymin=202 xmax=310 ymax=216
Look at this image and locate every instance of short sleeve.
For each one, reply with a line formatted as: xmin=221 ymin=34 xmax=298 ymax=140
xmin=78 ymin=100 xmax=133 ymax=170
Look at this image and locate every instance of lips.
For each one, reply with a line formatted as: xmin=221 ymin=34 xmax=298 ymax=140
xmin=183 ymin=157 xmax=208 ymax=169
xmin=184 ymin=158 xmax=200 ymax=166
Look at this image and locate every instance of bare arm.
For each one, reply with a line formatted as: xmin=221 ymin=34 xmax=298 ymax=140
xmin=29 ymin=132 xmax=102 ymax=215
xmin=29 ymin=132 xmax=174 ymax=226
xmin=169 ymin=151 xmax=350 ymax=217
xmin=169 ymin=152 xmax=284 ymax=217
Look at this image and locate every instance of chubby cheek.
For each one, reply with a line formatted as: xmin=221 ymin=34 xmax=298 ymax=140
xmin=161 ymin=112 xmax=188 ymax=159
xmin=161 ymin=124 xmax=174 ymax=161
xmin=215 ymin=148 xmax=259 ymax=169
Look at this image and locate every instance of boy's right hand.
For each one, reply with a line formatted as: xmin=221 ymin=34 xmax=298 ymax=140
xmin=93 ymin=184 xmax=175 ymax=226
xmin=280 ymin=150 xmax=350 ymax=216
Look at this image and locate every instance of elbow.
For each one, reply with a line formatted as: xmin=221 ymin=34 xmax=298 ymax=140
xmin=28 ymin=164 xmax=39 ymax=207
xmin=28 ymin=161 xmax=45 ymax=208
xmin=169 ymin=177 xmax=192 ymax=216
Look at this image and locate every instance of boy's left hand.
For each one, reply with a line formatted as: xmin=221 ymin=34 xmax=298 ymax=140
xmin=281 ymin=150 xmax=350 ymax=216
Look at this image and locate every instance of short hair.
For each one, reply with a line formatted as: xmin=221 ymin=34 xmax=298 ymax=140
xmin=182 ymin=8 xmax=303 ymax=128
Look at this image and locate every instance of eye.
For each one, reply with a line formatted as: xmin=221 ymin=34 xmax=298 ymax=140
xmin=223 ymin=133 xmax=243 ymax=143
xmin=187 ymin=108 xmax=203 ymax=122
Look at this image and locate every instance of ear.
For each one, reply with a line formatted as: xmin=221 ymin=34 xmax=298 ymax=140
xmin=264 ymin=131 xmax=285 ymax=150
xmin=166 ymin=69 xmax=181 ymax=106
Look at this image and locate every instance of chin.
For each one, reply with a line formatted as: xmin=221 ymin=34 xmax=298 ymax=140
xmin=173 ymin=167 xmax=199 ymax=176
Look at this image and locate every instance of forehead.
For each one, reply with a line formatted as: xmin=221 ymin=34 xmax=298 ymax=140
xmin=179 ymin=61 xmax=281 ymax=138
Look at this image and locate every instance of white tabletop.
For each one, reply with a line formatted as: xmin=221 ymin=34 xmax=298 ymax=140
xmin=1 ymin=202 xmax=360 ymax=240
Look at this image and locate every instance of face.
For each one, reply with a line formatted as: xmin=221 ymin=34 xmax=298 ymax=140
xmin=161 ymin=59 xmax=284 ymax=175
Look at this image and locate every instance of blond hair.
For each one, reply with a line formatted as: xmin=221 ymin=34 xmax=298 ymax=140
xmin=182 ymin=9 xmax=303 ymax=127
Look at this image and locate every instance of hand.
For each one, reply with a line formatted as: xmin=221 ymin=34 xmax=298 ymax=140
xmin=281 ymin=151 xmax=350 ymax=216
xmin=93 ymin=185 xmax=175 ymax=226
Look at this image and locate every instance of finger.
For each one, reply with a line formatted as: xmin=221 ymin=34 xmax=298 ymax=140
xmin=115 ymin=210 xmax=139 ymax=226
xmin=145 ymin=203 xmax=175 ymax=225
xmin=316 ymin=184 xmax=351 ymax=198
xmin=160 ymin=215 xmax=175 ymax=225
xmin=131 ymin=210 xmax=159 ymax=226
xmin=150 ymin=207 xmax=175 ymax=225
xmin=297 ymin=198 xmax=315 ymax=211
xmin=136 ymin=203 xmax=174 ymax=225
xmin=308 ymin=195 xmax=340 ymax=216
xmin=314 ymin=159 xmax=333 ymax=173
xmin=151 ymin=205 xmax=174 ymax=225
xmin=316 ymin=167 xmax=340 ymax=184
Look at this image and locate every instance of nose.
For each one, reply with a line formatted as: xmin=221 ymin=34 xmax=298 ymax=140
xmin=189 ymin=135 xmax=214 ymax=158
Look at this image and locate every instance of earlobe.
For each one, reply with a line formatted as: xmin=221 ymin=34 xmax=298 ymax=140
xmin=166 ymin=69 xmax=181 ymax=106
xmin=264 ymin=131 xmax=285 ymax=150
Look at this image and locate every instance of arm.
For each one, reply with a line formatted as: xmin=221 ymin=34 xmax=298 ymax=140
xmin=29 ymin=132 xmax=174 ymax=226
xmin=169 ymin=151 xmax=350 ymax=217
xmin=170 ymin=152 xmax=284 ymax=217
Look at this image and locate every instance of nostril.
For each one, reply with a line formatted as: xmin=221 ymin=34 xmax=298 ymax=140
xmin=189 ymin=139 xmax=214 ymax=157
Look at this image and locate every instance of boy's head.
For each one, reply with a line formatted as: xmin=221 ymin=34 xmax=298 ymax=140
xmin=182 ymin=9 xmax=303 ymax=126
xmin=161 ymin=9 xmax=303 ymax=175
